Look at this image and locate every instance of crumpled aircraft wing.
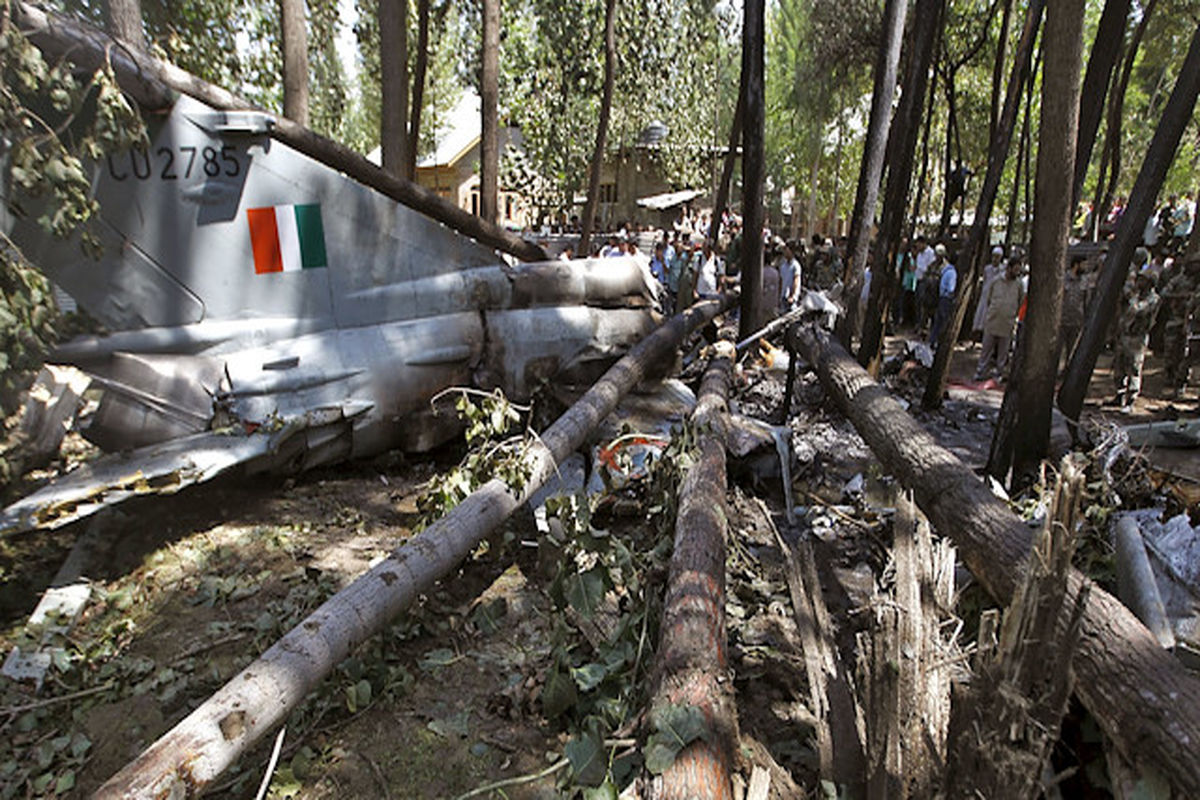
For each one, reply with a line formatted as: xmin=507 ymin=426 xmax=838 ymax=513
xmin=0 ymin=430 xmax=274 ymax=536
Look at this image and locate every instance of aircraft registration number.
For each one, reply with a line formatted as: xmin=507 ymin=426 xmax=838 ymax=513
xmin=107 ymin=146 xmax=243 ymax=181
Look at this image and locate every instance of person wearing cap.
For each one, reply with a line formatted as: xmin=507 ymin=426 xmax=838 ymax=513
xmin=928 ymin=244 xmax=957 ymax=349
xmin=973 ymin=245 xmax=1007 ymax=334
xmin=778 ymin=240 xmax=802 ymax=312
xmin=1114 ymin=270 xmax=1161 ymax=411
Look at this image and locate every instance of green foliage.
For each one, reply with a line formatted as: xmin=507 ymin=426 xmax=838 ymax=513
xmin=0 ymin=8 xmax=146 ymax=445
xmin=415 ymin=389 xmax=533 ymax=527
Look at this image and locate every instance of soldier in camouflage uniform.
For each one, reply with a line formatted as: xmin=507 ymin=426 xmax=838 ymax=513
xmin=1160 ymin=257 xmax=1199 ymax=397
xmin=1114 ymin=271 xmax=1161 ymax=410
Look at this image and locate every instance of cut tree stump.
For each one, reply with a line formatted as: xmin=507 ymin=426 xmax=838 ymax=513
xmin=858 ymin=490 xmax=956 ymax=800
xmin=795 ymin=327 xmax=1200 ymax=797
xmin=648 ymin=343 xmax=736 ymax=800
xmin=945 ymin=460 xmax=1090 ymax=798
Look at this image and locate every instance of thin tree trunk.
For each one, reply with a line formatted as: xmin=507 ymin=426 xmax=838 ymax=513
xmin=858 ymin=0 xmax=944 ymax=370
xmin=796 ymin=328 xmax=1200 ymax=799
xmin=480 ymin=0 xmax=499 ymax=223
xmin=909 ymin=63 xmax=938 ymax=239
xmin=806 ymin=151 xmax=820 ymax=241
xmin=937 ymin=58 xmax=958 ymax=239
xmin=650 ymin=351 xmax=736 ymax=799
xmin=1072 ymin=0 xmax=1131 ymax=206
xmin=380 ymin=0 xmax=409 ymax=173
xmin=1004 ymin=83 xmax=1029 ymax=250
xmin=1006 ymin=0 xmax=1084 ymax=485
xmin=280 ymin=0 xmax=309 ymax=126
xmin=12 ymin=0 xmax=547 ymax=262
xmin=923 ymin=0 xmax=1044 ymax=409
xmin=838 ymin=0 xmax=908 ymax=344
xmin=1058 ymin=22 xmax=1200 ymax=422
xmin=405 ymin=0 xmax=432 ymax=181
xmin=578 ymin=0 xmax=617 ymax=256
xmin=102 ymin=0 xmax=142 ymax=49
xmin=95 ymin=296 xmax=733 ymax=798
xmin=708 ymin=81 xmax=745 ymax=245
xmin=1091 ymin=0 xmax=1155 ymax=237
xmin=988 ymin=0 xmax=1013 ymax=146
xmin=739 ymin=0 xmax=766 ymax=340
xmin=829 ymin=113 xmax=844 ymax=233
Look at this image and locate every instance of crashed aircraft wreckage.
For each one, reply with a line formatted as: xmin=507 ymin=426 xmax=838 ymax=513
xmin=2 ymin=10 xmax=660 ymax=535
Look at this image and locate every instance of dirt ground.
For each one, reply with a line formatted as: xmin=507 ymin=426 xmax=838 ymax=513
xmin=0 ymin=330 xmax=1195 ymax=799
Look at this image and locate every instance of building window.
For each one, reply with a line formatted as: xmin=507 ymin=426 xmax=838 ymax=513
xmin=600 ymin=183 xmax=617 ymax=204
xmin=471 ymin=192 xmax=479 ymax=216
xmin=505 ymin=195 xmax=515 ymax=221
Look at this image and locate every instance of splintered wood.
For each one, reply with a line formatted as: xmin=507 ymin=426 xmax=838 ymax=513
xmin=858 ymin=491 xmax=957 ymax=800
xmin=945 ymin=461 xmax=1091 ymax=798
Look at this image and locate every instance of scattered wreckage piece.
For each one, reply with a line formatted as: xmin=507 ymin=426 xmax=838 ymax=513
xmin=14 ymin=366 xmax=91 ymax=472
xmin=648 ymin=344 xmax=736 ymax=800
xmin=12 ymin=1 xmax=546 ymax=263
xmin=1113 ymin=515 xmax=1176 ymax=649
xmin=794 ymin=326 xmax=1200 ymax=797
xmin=945 ymin=462 xmax=1090 ymax=798
xmin=1123 ymin=418 xmax=1200 ymax=449
xmin=94 ymin=297 xmax=732 ymax=799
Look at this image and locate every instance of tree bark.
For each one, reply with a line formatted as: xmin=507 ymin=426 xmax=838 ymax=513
xmin=987 ymin=0 xmax=1013 ymax=146
xmin=707 ymin=81 xmax=744 ymax=245
xmin=796 ymin=328 xmax=1200 ymax=798
xmin=858 ymin=0 xmax=944 ymax=370
xmin=12 ymin=1 xmax=547 ymax=263
xmin=923 ymin=0 xmax=1043 ymax=409
xmin=96 ymin=296 xmax=734 ymax=798
xmin=405 ymin=0 xmax=432 ymax=181
xmin=279 ymin=0 xmax=309 ymax=126
xmin=837 ymin=0 xmax=908 ymax=345
xmin=1071 ymin=0 xmax=1131 ymax=207
xmin=1004 ymin=0 xmax=1084 ymax=485
xmin=380 ymin=0 xmax=409 ymax=174
xmin=1058 ymin=21 xmax=1200 ymax=422
xmin=578 ymin=0 xmax=617 ymax=256
xmin=480 ymin=0 xmax=499 ymax=224
xmin=908 ymin=64 xmax=938 ymax=239
xmin=1089 ymin=0 xmax=1154 ymax=239
xmin=102 ymin=0 xmax=142 ymax=50
xmin=649 ymin=349 xmax=736 ymax=800
xmin=739 ymin=0 xmax=765 ymax=340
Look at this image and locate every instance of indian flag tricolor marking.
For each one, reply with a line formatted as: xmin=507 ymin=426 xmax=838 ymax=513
xmin=247 ymin=204 xmax=328 ymax=274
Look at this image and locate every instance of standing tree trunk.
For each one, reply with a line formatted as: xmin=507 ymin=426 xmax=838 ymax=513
xmin=1058 ymin=22 xmax=1200 ymax=422
xmin=805 ymin=151 xmax=820 ymax=241
xmin=380 ymin=0 xmax=409 ymax=174
xmin=988 ymin=0 xmax=1013 ymax=146
xmin=480 ymin=0 xmax=499 ymax=224
xmin=1071 ymin=0 xmax=1131 ymax=206
xmin=858 ymin=0 xmax=944 ymax=371
xmin=708 ymin=81 xmax=745 ymax=245
xmin=739 ymin=0 xmax=766 ymax=340
xmin=1089 ymin=0 xmax=1155 ymax=237
xmin=837 ymin=0 xmax=908 ymax=345
xmin=578 ymin=0 xmax=617 ymax=256
xmin=280 ymin=0 xmax=309 ymax=126
xmin=923 ymin=0 xmax=1044 ymax=409
xmin=908 ymin=64 xmax=939 ymax=239
xmin=1005 ymin=0 xmax=1084 ymax=485
xmin=103 ymin=0 xmax=142 ymax=49
xmin=405 ymin=0 xmax=433 ymax=181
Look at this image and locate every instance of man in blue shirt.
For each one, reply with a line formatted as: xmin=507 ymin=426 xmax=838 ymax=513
xmin=929 ymin=244 xmax=958 ymax=350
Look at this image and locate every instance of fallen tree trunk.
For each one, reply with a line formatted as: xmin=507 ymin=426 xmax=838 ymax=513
xmin=649 ymin=344 xmax=736 ymax=800
xmin=12 ymin=1 xmax=548 ymax=264
xmin=795 ymin=328 xmax=1200 ymax=797
xmin=96 ymin=297 xmax=732 ymax=798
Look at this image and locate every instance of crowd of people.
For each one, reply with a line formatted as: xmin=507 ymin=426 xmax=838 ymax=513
xmin=565 ymin=193 xmax=1196 ymax=412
